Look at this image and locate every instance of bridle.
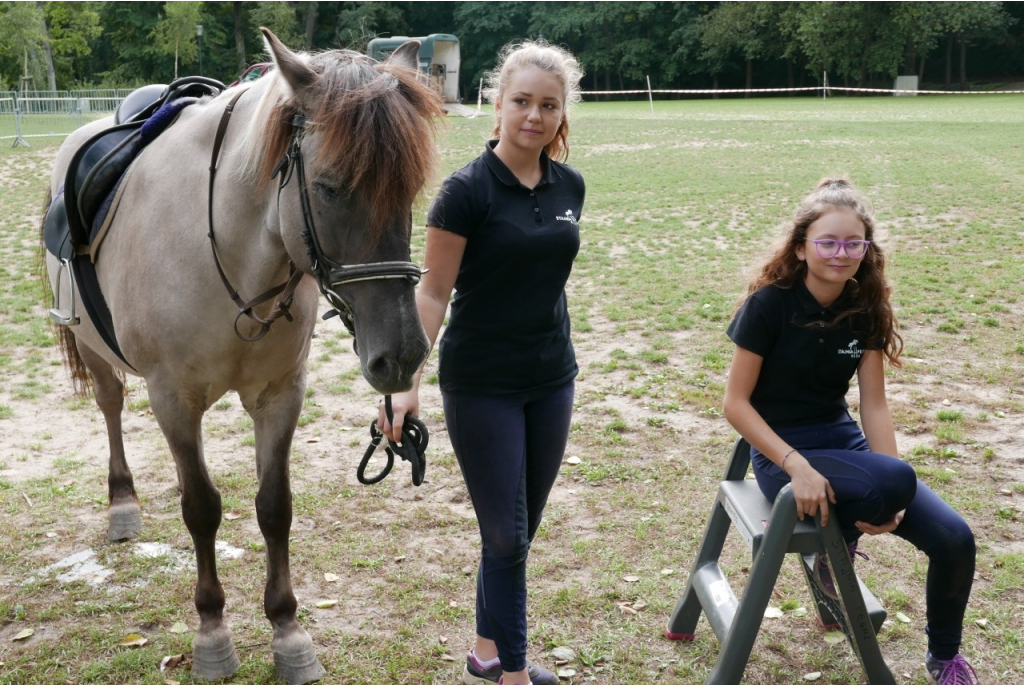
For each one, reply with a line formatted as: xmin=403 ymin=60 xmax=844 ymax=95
xmin=208 ymin=88 xmax=424 ymax=343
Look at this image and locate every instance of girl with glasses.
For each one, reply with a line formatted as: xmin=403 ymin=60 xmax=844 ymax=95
xmin=723 ymin=178 xmax=978 ymax=685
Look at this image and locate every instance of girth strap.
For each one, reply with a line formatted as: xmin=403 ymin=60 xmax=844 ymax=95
xmin=208 ymin=88 xmax=304 ymax=342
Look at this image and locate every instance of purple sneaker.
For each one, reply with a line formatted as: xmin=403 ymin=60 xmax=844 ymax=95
xmin=811 ymin=540 xmax=869 ymax=600
xmin=926 ymin=653 xmax=979 ymax=684
xmin=462 ymin=650 xmax=557 ymax=685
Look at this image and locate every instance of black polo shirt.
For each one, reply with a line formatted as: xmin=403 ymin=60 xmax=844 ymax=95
xmin=726 ymin=279 xmax=880 ymax=427
xmin=427 ymin=141 xmax=585 ymax=395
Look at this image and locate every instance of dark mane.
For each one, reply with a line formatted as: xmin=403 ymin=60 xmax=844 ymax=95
xmin=254 ymin=50 xmax=444 ymax=235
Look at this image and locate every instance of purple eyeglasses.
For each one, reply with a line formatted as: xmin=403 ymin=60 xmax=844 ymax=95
xmin=810 ymin=239 xmax=870 ymax=259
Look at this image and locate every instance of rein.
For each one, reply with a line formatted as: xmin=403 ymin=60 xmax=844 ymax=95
xmin=358 ymin=395 xmax=428 ymax=487
xmin=208 ymin=89 xmax=304 ymax=342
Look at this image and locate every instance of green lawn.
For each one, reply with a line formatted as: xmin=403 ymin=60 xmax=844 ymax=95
xmin=0 ymin=95 xmax=1022 ymax=684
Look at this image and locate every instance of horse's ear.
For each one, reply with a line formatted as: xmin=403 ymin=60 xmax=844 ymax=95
xmin=261 ymin=27 xmax=316 ymax=94
xmin=385 ymin=40 xmax=421 ymax=71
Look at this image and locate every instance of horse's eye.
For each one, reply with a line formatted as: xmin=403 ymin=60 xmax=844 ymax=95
xmin=314 ymin=182 xmax=343 ymax=203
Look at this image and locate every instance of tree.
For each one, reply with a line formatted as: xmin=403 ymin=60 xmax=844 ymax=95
xmin=151 ymin=1 xmax=202 ymax=79
xmin=0 ymin=1 xmax=48 ymax=91
xmin=44 ymin=1 xmax=102 ymax=89
xmin=250 ymin=1 xmax=302 ymax=49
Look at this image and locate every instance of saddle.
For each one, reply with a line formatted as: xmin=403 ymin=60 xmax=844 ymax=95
xmin=43 ymin=77 xmax=226 ymax=367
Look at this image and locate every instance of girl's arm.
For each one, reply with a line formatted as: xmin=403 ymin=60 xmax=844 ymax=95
xmin=379 ymin=226 xmax=467 ymax=441
xmin=723 ymin=346 xmax=836 ymax=525
xmin=855 ymin=350 xmax=898 ymax=457
xmin=854 ymin=349 xmax=905 ymax=534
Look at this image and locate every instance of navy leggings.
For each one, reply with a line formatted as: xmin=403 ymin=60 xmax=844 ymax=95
xmin=752 ymin=414 xmax=975 ymax=659
xmin=442 ymin=381 xmax=574 ymax=673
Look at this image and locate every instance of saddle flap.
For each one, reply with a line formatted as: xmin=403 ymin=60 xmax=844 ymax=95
xmin=43 ymin=192 xmax=74 ymax=261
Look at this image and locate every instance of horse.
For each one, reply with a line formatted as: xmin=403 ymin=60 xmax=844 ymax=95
xmin=41 ymin=29 xmax=441 ymax=684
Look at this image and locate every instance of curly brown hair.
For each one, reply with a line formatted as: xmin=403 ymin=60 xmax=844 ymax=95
xmin=739 ymin=178 xmax=904 ymax=367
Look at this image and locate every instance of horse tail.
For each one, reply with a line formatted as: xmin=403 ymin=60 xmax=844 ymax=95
xmin=39 ymin=186 xmax=93 ymax=398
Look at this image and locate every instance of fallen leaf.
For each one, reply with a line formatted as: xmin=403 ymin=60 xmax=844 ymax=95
xmin=324 ymin=572 xmax=339 ymax=582
xmin=340 ymin=426 xmax=353 ymax=431
xmin=999 ymin=489 xmax=1012 ymax=496
xmin=896 ymin=612 xmax=911 ymax=624
xmin=160 ymin=654 xmax=188 ymax=671
xmin=975 ymin=618 xmax=989 ymax=629
xmin=566 ymin=456 xmax=581 ymax=465
xmin=168 ymin=622 xmax=188 ymax=634
xmin=120 ymin=633 xmax=148 ymax=648
xmin=622 ymin=575 xmax=640 ymax=583
xmin=45 ymin=532 xmax=57 ymax=538
xmin=306 ymin=437 xmax=321 ymax=443
xmin=394 ymin=556 xmax=406 ymax=563
xmin=224 ymin=512 xmax=240 ymax=520
xmin=549 ymin=646 xmax=576 ymax=662
xmin=557 ymin=668 xmax=577 ymax=678
xmin=438 ymin=635 xmax=448 ymax=645
xmin=763 ymin=607 xmax=784 ymax=619
xmin=315 ymin=600 xmax=338 ymax=609
xmin=615 ymin=601 xmax=638 ymax=615
xmin=803 ymin=672 xmax=822 ymax=681
xmin=823 ymin=631 xmax=845 ymax=645
xmin=448 ymin=600 xmax=458 ymax=608
xmin=792 ymin=607 xmax=808 ymax=618
xmin=165 ymin=680 xmax=180 ymax=685
xmin=12 ymin=628 xmax=34 ymax=641
xmin=660 ymin=568 xmax=675 ymax=576
xmin=440 ymin=653 xmax=457 ymax=662
xmin=632 ymin=600 xmax=648 ymax=611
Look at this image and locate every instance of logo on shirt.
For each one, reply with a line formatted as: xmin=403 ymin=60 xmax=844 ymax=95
xmin=837 ymin=339 xmax=862 ymax=358
xmin=555 ymin=209 xmax=579 ymax=225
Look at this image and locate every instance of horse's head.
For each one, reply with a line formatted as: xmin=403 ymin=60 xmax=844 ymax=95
xmin=250 ymin=29 xmax=443 ymax=394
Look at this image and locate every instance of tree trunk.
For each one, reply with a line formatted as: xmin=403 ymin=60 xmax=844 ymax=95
xmin=918 ymin=56 xmax=925 ymax=83
xmin=174 ymin=40 xmax=179 ymax=80
xmin=958 ymin=35 xmax=967 ymax=90
xmin=233 ymin=1 xmax=246 ymax=73
xmin=745 ymin=59 xmax=752 ymax=96
xmin=786 ymin=60 xmax=794 ymax=91
xmin=304 ymin=1 xmax=318 ymax=50
xmin=712 ymin=73 xmax=719 ymax=99
xmin=36 ymin=1 xmax=57 ymax=91
xmin=604 ymin=65 xmax=611 ymax=101
xmin=944 ymin=33 xmax=953 ymax=90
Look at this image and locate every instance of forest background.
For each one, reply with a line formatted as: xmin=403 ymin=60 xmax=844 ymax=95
xmin=1 ymin=1 xmax=1022 ymax=100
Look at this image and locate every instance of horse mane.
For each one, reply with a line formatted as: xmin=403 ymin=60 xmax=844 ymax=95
xmin=237 ymin=49 xmax=443 ymax=236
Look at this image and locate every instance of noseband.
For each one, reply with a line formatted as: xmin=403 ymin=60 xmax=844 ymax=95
xmin=208 ymin=89 xmax=423 ymax=342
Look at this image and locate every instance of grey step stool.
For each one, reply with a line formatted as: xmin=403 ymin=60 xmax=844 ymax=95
xmin=665 ymin=437 xmax=896 ymax=684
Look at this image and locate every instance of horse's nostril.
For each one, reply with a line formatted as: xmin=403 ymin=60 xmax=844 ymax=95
xmin=368 ymin=354 xmax=397 ymax=382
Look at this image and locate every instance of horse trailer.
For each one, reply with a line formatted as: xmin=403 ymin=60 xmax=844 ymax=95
xmin=367 ymin=34 xmax=460 ymax=103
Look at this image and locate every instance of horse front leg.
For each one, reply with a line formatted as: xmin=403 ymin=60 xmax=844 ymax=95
xmin=76 ymin=342 xmax=141 ymax=541
xmin=149 ymin=387 xmax=239 ymax=681
xmin=245 ymin=378 xmax=325 ymax=685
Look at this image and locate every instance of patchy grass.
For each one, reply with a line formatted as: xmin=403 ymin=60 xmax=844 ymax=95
xmin=0 ymin=96 xmax=1022 ymax=683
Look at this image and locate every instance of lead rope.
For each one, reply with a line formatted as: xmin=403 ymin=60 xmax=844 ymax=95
xmin=358 ymin=395 xmax=428 ymax=486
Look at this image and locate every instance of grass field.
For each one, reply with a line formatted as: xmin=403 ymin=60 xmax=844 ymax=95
xmin=0 ymin=95 xmax=1023 ymax=684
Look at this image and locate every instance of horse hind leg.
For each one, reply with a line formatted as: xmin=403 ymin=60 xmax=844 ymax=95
xmin=75 ymin=341 xmax=142 ymax=541
xmin=246 ymin=383 xmax=325 ymax=684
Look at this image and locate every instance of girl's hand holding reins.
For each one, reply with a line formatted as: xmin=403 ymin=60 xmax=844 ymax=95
xmin=784 ymin=454 xmax=837 ymax=526
xmin=377 ymin=389 xmax=419 ymax=444
xmin=855 ymin=509 xmax=905 ymax=535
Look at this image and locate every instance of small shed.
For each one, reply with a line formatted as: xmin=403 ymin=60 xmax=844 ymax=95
xmin=367 ymin=34 xmax=460 ymax=103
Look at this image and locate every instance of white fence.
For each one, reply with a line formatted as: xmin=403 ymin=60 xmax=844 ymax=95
xmin=0 ymin=90 xmax=133 ymax=147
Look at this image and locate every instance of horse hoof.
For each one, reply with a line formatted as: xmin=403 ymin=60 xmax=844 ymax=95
xmin=192 ymin=628 xmax=240 ymax=680
xmin=107 ymin=502 xmax=142 ymax=541
xmin=273 ymin=628 xmax=325 ymax=684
